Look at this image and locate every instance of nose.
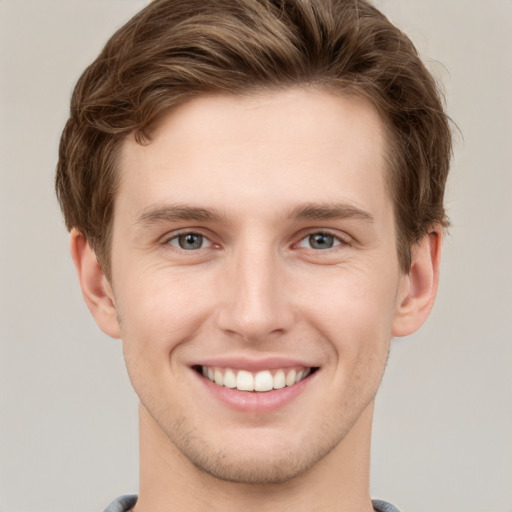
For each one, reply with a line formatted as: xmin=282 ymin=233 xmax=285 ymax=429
xmin=215 ymin=242 xmax=295 ymax=342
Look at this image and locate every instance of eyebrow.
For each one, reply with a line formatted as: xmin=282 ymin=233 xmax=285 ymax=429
xmin=286 ymin=202 xmax=374 ymax=223
xmin=134 ymin=201 xmax=374 ymax=227
xmin=135 ymin=204 xmax=226 ymax=226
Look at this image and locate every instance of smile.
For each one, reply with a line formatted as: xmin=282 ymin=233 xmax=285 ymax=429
xmin=197 ymin=366 xmax=315 ymax=392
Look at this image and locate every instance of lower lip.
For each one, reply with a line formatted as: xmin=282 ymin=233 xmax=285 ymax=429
xmin=195 ymin=371 xmax=316 ymax=413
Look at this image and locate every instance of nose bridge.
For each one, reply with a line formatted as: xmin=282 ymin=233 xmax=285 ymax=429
xmin=216 ymin=234 xmax=292 ymax=341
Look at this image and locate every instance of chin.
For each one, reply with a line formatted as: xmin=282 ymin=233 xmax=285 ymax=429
xmin=188 ymin=446 xmax=324 ymax=485
xmin=164 ymin=418 xmax=346 ymax=485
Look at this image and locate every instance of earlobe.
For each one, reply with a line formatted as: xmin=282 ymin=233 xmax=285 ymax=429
xmin=392 ymin=229 xmax=442 ymax=338
xmin=70 ymin=229 xmax=121 ymax=339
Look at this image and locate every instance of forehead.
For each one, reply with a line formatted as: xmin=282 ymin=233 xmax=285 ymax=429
xmin=116 ymin=88 xmax=390 ymax=223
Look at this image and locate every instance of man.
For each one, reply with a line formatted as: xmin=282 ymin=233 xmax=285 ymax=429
xmin=55 ymin=0 xmax=451 ymax=510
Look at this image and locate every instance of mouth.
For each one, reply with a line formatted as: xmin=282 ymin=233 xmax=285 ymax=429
xmin=193 ymin=365 xmax=318 ymax=392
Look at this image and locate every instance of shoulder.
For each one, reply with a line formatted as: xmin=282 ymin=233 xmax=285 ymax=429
xmin=103 ymin=495 xmax=399 ymax=512
xmin=372 ymin=499 xmax=402 ymax=512
xmin=103 ymin=495 xmax=138 ymax=512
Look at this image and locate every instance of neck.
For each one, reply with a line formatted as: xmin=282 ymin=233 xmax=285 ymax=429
xmin=134 ymin=403 xmax=376 ymax=512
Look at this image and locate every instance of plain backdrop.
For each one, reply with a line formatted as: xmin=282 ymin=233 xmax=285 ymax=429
xmin=1 ymin=1 xmax=511 ymax=511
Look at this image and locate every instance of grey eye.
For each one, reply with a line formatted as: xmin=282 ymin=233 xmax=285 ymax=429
xmin=297 ymin=232 xmax=341 ymax=250
xmin=308 ymin=233 xmax=335 ymax=249
xmin=298 ymin=231 xmax=343 ymax=251
xmin=171 ymin=233 xmax=206 ymax=250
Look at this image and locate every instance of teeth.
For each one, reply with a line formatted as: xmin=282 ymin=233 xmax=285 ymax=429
xmin=201 ymin=366 xmax=313 ymax=392
xmin=273 ymin=370 xmax=286 ymax=389
xmin=214 ymin=369 xmax=223 ymax=386
xmin=223 ymin=369 xmax=237 ymax=388
xmin=254 ymin=370 xmax=273 ymax=392
xmin=236 ymin=370 xmax=254 ymax=391
xmin=285 ymin=369 xmax=296 ymax=387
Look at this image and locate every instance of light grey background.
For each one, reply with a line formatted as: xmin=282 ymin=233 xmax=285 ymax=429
xmin=1 ymin=1 xmax=510 ymax=511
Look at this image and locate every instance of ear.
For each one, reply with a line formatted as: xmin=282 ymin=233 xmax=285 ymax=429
xmin=70 ymin=228 xmax=121 ymax=339
xmin=392 ymin=228 xmax=442 ymax=337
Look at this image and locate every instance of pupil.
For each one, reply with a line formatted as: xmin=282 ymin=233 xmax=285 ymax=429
xmin=310 ymin=233 xmax=333 ymax=249
xmin=179 ymin=233 xmax=202 ymax=250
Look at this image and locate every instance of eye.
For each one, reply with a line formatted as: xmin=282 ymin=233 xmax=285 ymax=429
xmin=297 ymin=232 xmax=342 ymax=250
xmin=168 ymin=232 xmax=210 ymax=250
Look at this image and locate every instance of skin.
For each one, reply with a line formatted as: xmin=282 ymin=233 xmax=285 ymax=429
xmin=72 ymin=88 xmax=441 ymax=512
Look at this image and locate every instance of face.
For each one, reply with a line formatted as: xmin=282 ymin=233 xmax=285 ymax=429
xmin=108 ymin=89 xmax=408 ymax=483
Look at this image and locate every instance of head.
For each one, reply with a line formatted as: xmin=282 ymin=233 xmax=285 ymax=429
xmin=56 ymin=0 xmax=451 ymax=280
xmin=56 ymin=0 xmax=452 ymax=491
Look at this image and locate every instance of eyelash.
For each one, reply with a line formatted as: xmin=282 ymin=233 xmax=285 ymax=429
xmin=166 ymin=232 xmax=215 ymax=251
xmin=295 ymin=231 xmax=348 ymax=251
xmin=164 ymin=230 xmax=350 ymax=252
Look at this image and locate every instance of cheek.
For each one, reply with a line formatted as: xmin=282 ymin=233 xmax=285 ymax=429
xmin=114 ymin=267 xmax=212 ymax=358
xmin=295 ymin=264 xmax=400 ymax=366
xmin=115 ymin=271 xmax=205 ymax=409
xmin=299 ymin=262 xmax=400 ymax=326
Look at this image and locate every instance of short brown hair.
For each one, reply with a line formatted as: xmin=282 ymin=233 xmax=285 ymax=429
xmin=56 ymin=0 xmax=452 ymax=277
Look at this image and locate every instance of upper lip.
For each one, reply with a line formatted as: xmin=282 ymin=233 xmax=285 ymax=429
xmin=191 ymin=356 xmax=319 ymax=372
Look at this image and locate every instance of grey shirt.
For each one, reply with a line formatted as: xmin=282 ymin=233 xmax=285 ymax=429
xmin=104 ymin=495 xmax=402 ymax=512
